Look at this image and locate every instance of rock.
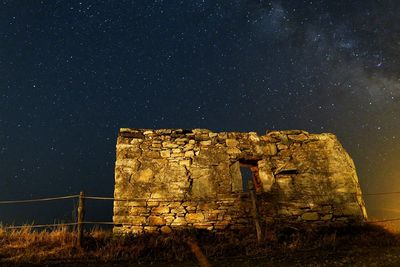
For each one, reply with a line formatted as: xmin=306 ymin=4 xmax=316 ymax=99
xmin=301 ymin=212 xmax=320 ymax=221
xmin=162 ymin=142 xmax=179 ymax=148
xmin=147 ymin=201 xmax=159 ymax=207
xmin=128 ymin=201 xmax=146 ymax=207
xmin=248 ymin=132 xmax=260 ymax=142
xmin=321 ymin=214 xmax=333 ymax=220
xmin=277 ymin=144 xmax=289 ymax=150
xmin=172 ymin=148 xmax=182 ymax=153
xmin=206 ymin=212 xmax=218 ymax=220
xmin=164 ymin=215 xmax=175 ymax=224
xmin=190 ymin=168 xmax=214 ymax=197
xmin=256 ymin=144 xmax=277 ymax=156
xmin=200 ymin=140 xmax=212 ymax=146
xmin=171 ymin=217 xmax=187 ymax=226
xmin=127 ymin=216 xmax=146 ymax=225
xmin=184 ymin=150 xmax=195 ymax=157
xmin=129 ymin=226 xmax=144 ymax=234
xmin=143 ymin=150 xmax=160 ymax=158
xmin=152 ymin=206 xmax=170 ymax=214
xmin=160 ymin=150 xmax=171 ymax=158
xmin=193 ymin=222 xmax=213 ymax=230
xmin=226 ymin=139 xmax=239 ymax=147
xmin=129 ymin=207 xmax=148 ymax=215
xmin=288 ymin=133 xmax=308 ymax=142
xmin=186 ymin=206 xmax=197 ymax=212
xmin=144 ymin=226 xmax=158 ymax=233
xmin=148 ymin=216 xmax=166 ymax=226
xmin=184 ymin=144 xmax=195 ymax=151
xmin=179 ymin=159 xmax=191 ymax=166
xmin=115 ymin=158 xmax=140 ymax=168
xmin=229 ymin=162 xmax=242 ymax=192
xmin=160 ymin=226 xmax=172 ymax=234
xmin=218 ymin=132 xmax=227 ymax=139
xmin=264 ymin=143 xmax=278 ymax=155
xmin=137 ymin=169 xmax=153 ymax=182
xmin=258 ymin=160 xmax=274 ymax=192
xmin=170 ymin=206 xmax=186 ymax=214
xmin=167 ymin=202 xmax=182 ymax=208
xmin=227 ymin=147 xmax=241 ymax=154
xmin=171 ymin=152 xmax=184 ymax=158
xmin=186 ymin=213 xmax=205 ymax=223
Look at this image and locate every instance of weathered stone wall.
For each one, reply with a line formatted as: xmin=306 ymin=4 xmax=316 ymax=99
xmin=113 ymin=128 xmax=367 ymax=234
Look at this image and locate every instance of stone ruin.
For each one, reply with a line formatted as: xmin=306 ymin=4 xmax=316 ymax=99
xmin=113 ymin=128 xmax=367 ymax=235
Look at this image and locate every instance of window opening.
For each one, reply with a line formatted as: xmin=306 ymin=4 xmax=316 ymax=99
xmin=239 ymin=159 xmax=262 ymax=193
xmin=240 ymin=166 xmax=253 ymax=191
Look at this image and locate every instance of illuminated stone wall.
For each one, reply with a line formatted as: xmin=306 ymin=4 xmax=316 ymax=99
xmin=113 ymin=128 xmax=367 ymax=234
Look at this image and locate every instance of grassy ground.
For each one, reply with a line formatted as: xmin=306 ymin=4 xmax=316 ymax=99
xmin=0 ymin=223 xmax=399 ymax=266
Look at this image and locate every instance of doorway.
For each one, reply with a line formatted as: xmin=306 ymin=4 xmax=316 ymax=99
xmin=239 ymin=160 xmax=262 ymax=193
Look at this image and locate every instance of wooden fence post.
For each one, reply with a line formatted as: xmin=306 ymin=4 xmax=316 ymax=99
xmin=249 ymin=184 xmax=262 ymax=243
xmin=77 ymin=191 xmax=85 ymax=247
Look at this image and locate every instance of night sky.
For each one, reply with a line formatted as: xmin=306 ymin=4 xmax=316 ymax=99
xmin=1 ymin=1 xmax=400 ymax=225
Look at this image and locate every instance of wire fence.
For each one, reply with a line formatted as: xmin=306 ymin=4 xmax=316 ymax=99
xmin=0 ymin=190 xmax=400 ymax=230
xmin=1 ymin=189 xmax=400 ymax=204
xmin=0 ymin=195 xmax=79 ymax=204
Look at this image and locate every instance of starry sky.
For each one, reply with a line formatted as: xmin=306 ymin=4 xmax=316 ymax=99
xmin=1 ymin=1 xmax=399 ymax=225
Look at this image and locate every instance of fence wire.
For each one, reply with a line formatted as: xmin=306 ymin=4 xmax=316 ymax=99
xmin=3 ymin=222 xmax=79 ymax=229
xmin=3 ymin=218 xmax=400 ymax=230
xmin=2 ymin=191 xmax=400 ymax=229
xmin=1 ymin=190 xmax=400 ymax=205
xmin=0 ymin=195 xmax=79 ymax=204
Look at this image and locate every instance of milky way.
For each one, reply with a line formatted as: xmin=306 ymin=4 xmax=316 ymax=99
xmin=0 ymin=1 xmax=399 ymax=224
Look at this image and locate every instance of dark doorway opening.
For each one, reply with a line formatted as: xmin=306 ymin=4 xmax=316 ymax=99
xmin=239 ymin=159 xmax=262 ymax=193
xmin=240 ymin=166 xmax=253 ymax=191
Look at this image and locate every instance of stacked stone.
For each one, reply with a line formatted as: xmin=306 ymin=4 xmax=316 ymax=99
xmin=113 ymin=128 xmax=367 ymax=235
xmin=113 ymin=129 xmax=252 ymax=234
xmin=262 ymin=130 xmax=367 ymax=224
xmin=113 ymin=198 xmax=253 ymax=235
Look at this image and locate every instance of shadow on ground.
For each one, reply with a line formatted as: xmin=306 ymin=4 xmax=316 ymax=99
xmin=1 ymin=223 xmax=400 ymax=267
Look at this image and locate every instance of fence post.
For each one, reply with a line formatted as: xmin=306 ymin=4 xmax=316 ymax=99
xmin=77 ymin=191 xmax=85 ymax=247
xmin=249 ymin=183 xmax=262 ymax=243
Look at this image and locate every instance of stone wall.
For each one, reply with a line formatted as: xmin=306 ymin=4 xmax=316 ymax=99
xmin=113 ymin=128 xmax=367 ymax=234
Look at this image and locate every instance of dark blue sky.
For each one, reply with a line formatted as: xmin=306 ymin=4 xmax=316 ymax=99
xmin=1 ymin=1 xmax=400 ymax=224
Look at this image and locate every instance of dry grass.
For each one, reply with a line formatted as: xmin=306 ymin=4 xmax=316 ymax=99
xmin=0 ymin=223 xmax=399 ymax=266
xmin=0 ymin=225 xmax=79 ymax=264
